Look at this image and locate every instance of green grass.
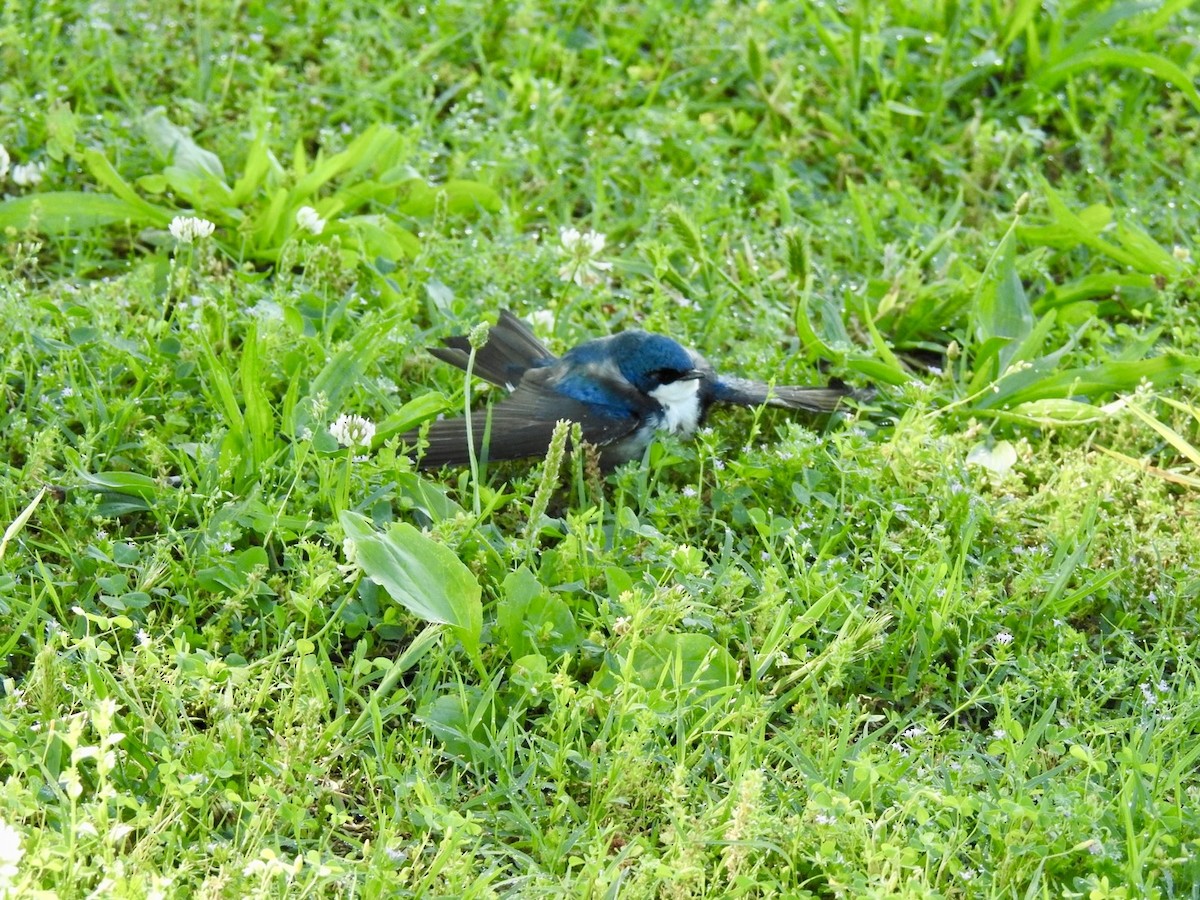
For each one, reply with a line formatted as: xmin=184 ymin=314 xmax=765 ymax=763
xmin=2 ymin=0 xmax=1200 ymax=896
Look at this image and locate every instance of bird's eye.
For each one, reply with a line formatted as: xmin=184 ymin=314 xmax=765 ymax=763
xmin=653 ymin=368 xmax=684 ymax=384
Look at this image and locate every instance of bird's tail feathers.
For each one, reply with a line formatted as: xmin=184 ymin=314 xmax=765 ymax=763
xmin=427 ymin=310 xmax=555 ymax=390
xmin=714 ymin=376 xmax=862 ymax=412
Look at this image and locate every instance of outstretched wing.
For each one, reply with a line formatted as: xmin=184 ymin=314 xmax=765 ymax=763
xmin=411 ymin=374 xmax=643 ymax=469
xmin=708 ymin=376 xmax=857 ymax=412
xmin=427 ymin=309 xmax=556 ymax=390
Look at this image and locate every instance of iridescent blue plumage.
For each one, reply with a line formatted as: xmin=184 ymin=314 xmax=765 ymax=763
xmin=409 ymin=310 xmax=855 ymax=469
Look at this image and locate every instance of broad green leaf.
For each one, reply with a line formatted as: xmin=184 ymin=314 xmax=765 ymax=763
xmin=394 ymin=472 xmax=464 ymax=523
xmin=1036 ymin=179 xmax=1173 ymax=274
xmin=252 ymin=185 xmax=293 ymax=251
xmin=980 ymin=398 xmax=1110 ymax=426
xmin=296 ymin=124 xmax=402 ymax=196
xmin=341 ymin=512 xmax=482 ymax=658
xmin=416 ymin=688 xmax=492 ymax=763
xmin=1034 ymin=273 xmax=1155 ymax=311
xmin=1113 ymin=221 xmax=1182 ymax=275
xmin=593 ymin=632 xmax=739 ymax=711
xmin=141 ymin=108 xmax=227 ymax=182
xmin=0 ymin=192 xmax=150 ymax=232
xmin=440 ymin=179 xmax=502 ymax=215
xmin=76 ymin=470 xmax=161 ymax=515
xmin=845 ymin=356 xmax=912 ymax=386
xmin=162 ymin=162 xmax=234 ymax=208
xmin=46 ymin=100 xmax=78 ymax=161
xmin=76 ymin=470 xmax=160 ymax=501
xmin=342 ymin=215 xmax=420 ymax=261
xmin=375 ymin=392 xmax=452 ymax=442
xmin=81 ymin=149 xmax=174 ymax=224
xmin=231 ymin=133 xmax=279 ymax=206
xmin=497 ymin=566 xmax=580 ymax=661
xmin=1035 ymin=48 xmax=1200 ymax=113
xmin=793 ymin=292 xmax=835 ymax=360
xmin=971 ymin=224 xmax=1031 ymax=381
xmin=976 ymin=353 xmax=1200 ymax=409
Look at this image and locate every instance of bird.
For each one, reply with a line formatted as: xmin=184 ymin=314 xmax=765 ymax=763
xmin=405 ymin=309 xmax=857 ymax=470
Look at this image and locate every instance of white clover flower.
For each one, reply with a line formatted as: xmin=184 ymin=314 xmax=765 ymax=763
xmin=0 ymin=145 xmax=9 ymax=182
xmin=168 ymin=215 xmax=216 ymax=244
xmin=295 ymin=205 xmax=326 ymax=235
xmin=529 ymin=308 xmax=556 ymax=333
xmin=329 ymin=414 xmax=376 ymax=450
xmin=0 ymin=819 xmax=23 ymax=885
xmin=11 ymin=161 xmax=44 ymax=187
xmin=557 ymin=226 xmax=613 ymax=286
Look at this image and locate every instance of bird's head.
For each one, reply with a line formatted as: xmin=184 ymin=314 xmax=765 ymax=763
xmin=611 ymin=331 xmax=704 ymax=396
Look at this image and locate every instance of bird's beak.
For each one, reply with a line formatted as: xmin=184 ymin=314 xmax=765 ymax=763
xmin=681 ymin=369 xmax=705 ymax=381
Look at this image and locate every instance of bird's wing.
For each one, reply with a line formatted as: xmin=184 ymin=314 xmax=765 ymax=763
xmin=709 ymin=376 xmax=857 ymax=412
xmin=427 ymin=309 xmax=556 ymax=390
xmin=412 ymin=374 xmax=644 ymax=468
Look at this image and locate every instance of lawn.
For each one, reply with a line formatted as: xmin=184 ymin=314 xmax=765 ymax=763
xmin=1 ymin=1 xmax=1199 ymax=896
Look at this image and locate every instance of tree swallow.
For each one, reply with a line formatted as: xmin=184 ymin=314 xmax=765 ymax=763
xmin=407 ymin=310 xmax=857 ymax=470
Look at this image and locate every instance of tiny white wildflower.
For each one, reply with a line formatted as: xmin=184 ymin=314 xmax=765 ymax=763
xmin=168 ymin=215 xmax=216 ymax=244
xmin=557 ymin=226 xmax=613 ymax=286
xmin=75 ymin=821 xmax=99 ymax=838
xmin=11 ymin=161 xmax=45 ymax=187
xmin=0 ymin=145 xmax=9 ymax=181
xmin=712 ymin=458 xmax=725 ymax=470
xmin=338 ymin=537 xmax=360 ymax=583
xmin=0 ymin=819 xmax=24 ymax=884
xmin=612 ymin=616 xmax=632 ymax=635
xmin=529 ymin=308 xmax=556 ymax=333
xmin=995 ymin=631 xmax=1013 ymax=646
xmin=295 ymin=205 xmax=326 ymax=235
xmin=681 ymin=485 xmax=697 ymax=498
xmin=329 ymin=414 xmax=376 ymax=450
xmin=136 ymin=629 xmax=152 ymax=647
xmin=814 ymin=813 xmax=836 ymax=825
xmin=993 ymin=728 xmax=1007 ymax=739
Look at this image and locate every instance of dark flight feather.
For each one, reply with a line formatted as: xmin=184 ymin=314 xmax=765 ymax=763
xmin=426 ymin=310 xmax=553 ymax=389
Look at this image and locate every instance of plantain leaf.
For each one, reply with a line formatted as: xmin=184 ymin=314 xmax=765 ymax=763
xmin=1035 ymin=47 xmax=1200 ymax=113
xmin=341 ymin=512 xmax=482 ymax=659
xmin=0 ymin=192 xmax=151 ymax=231
xmin=975 ymin=353 xmax=1200 ymax=410
xmin=142 ymin=108 xmax=226 ymax=182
